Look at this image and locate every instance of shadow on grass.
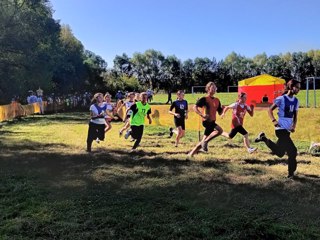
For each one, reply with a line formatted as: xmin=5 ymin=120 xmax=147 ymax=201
xmin=242 ymin=158 xmax=311 ymax=166
xmin=1 ymin=140 xmax=320 ymax=239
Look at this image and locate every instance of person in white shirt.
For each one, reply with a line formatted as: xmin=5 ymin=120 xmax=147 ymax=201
xmin=86 ymin=93 xmax=108 ymax=152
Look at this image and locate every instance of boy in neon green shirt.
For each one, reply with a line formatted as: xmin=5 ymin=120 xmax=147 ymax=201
xmin=125 ymin=92 xmax=152 ymax=151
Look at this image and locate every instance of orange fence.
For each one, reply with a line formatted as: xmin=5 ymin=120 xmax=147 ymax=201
xmin=0 ymin=102 xmax=66 ymax=122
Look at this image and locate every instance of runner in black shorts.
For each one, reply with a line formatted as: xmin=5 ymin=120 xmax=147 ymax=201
xmin=188 ymin=82 xmax=224 ymax=157
xmin=169 ymin=90 xmax=188 ymax=147
xmin=221 ymin=92 xmax=256 ymax=154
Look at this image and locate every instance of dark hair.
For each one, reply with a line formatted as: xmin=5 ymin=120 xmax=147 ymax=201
xmin=282 ymin=79 xmax=300 ymax=95
xmin=238 ymin=92 xmax=247 ymax=98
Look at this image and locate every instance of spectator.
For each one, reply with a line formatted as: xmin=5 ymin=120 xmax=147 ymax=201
xmin=262 ymin=94 xmax=269 ymax=103
xmin=27 ymin=91 xmax=38 ymax=104
xmin=115 ymin=90 xmax=124 ymax=101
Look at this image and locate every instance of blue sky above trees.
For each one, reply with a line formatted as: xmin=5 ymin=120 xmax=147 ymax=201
xmin=51 ymin=0 xmax=320 ymax=67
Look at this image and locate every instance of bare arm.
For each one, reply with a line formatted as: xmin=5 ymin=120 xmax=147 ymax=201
xmin=193 ymin=105 xmax=207 ymax=120
xmin=147 ymin=114 xmax=152 ymax=124
xmin=247 ymin=104 xmax=254 ymax=117
xmin=221 ymin=105 xmax=231 ymax=119
xmin=291 ymin=110 xmax=298 ymax=132
xmin=268 ymin=104 xmax=279 ymax=127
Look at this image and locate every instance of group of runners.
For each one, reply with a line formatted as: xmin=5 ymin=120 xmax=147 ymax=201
xmin=86 ymin=79 xmax=301 ymax=179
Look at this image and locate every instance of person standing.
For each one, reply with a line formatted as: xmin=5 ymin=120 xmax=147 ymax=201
xmin=221 ymin=92 xmax=256 ymax=153
xmin=255 ymin=79 xmax=301 ymax=179
xmin=86 ymin=93 xmax=108 ymax=152
xmin=169 ymin=90 xmax=188 ymax=147
xmin=125 ymin=92 xmax=152 ymax=151
xmin=188 ymin=82 xmax=223 ymax=157
xmin=166 ymin=90 xmax=172 ymax=104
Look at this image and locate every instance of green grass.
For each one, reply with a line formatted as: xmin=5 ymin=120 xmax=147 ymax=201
xmin=0 ymin=112 xmax=320 ymax=239
xmin=152 ymin=90 xmax=320 ymax=107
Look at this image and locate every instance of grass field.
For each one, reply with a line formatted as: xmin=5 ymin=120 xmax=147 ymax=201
xmin=0 ymin=111 xmax=320 ymax=239
xmin=151 ymin=90 xmax=320 ymax=107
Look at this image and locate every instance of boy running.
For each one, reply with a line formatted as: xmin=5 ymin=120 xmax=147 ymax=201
xmin=118 ymin=92 xmax=136 ymax=136
xmin=125 ymin=92 xmax=152 ymax=151
xmin=188 ymin=82 xmax=223 ymax=157
xmin=169 ymin=90 xmax=188 ymax=147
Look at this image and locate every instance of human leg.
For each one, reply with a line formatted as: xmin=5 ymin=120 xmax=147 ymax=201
xmin=255 ymin=131 xmax=285 ymax=157
xmin=131 ymin=125 xmax=144 ymax=149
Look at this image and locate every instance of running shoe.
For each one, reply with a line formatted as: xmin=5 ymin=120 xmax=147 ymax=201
xmin=247 ymin=147 xmax=257 ymax=154
xmin=254 ymin=132 xmax=266 ymax=143
xmin=124 ymin=130 xmax=131 ymax=139
xmin=169 ymin=127 xmax=173 ymax=138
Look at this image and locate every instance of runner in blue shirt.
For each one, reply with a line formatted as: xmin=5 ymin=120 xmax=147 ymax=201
xmin=255 ymin=79 xmax=300 ymax=179
xmin=169 ymin=90 xmax=188 ymax=147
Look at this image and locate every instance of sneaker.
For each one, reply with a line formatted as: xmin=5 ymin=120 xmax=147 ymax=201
xmin=124 ymin=130 xmax=131 ymax=139
xmin=95 ymin=138 xmax=100 ymax=144
xmin=169 ymin=127 xmax=173 ymax=138
xmin=255 ymin=132 xmax=266 ymax=143
xmin=201 ymin=141 xmax=208 ymax=152
xmin=247 ymin=147 xmax=257 ymax=154
xmin=130 ymin=137 xmax=135 ymax=142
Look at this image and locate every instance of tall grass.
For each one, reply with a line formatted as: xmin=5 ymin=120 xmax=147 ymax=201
xmin=0 ymin=112 xmax=319 ymax=239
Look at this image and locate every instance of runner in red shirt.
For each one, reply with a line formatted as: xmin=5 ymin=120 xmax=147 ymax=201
xmin=221 ymin=92 xmax=256 ymax=153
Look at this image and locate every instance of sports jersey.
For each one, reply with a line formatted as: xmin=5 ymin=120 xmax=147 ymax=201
xmin=103 ymin=102 xmax=114 ymax=120
xmin=125 ymin=100 xmax=135 ymax=110
xmin=90 ymin=103 xmax=107 ymax=124
xmin=130 ymin=101 xmax=151 ymax=126
xmin=170 ymin=100 xmax=188 ymax=118
xmin=274 ymin=95 xmax=299 ymax=130
xmin=229 ymin=102 xmax=251 ymax=128
xmin=196 ymin=96 xmax=223 ymax=122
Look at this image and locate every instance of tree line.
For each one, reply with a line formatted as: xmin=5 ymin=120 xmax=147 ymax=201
xmin=1 ymin=0 xmax=320 ymax=104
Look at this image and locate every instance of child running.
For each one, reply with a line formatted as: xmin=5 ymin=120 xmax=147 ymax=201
xmin=221 ymin=92 xmax=256 ymax=153
xmin=125 ymin=92 xmax=152 ymax=151
xmin=103 ymin=92 xmax=115 ymax=133
xmin=86 ymin=93 xmax=108 ymax=152
xmin=254 ymin=79 xmax=300 ymax=179
xmin=188 ymin=82 xmax=223 ymax=157
xmin=118 ymin=92 xmax=136 ymax=136
xmin=169 ymin=90 xmax=188 ymax=147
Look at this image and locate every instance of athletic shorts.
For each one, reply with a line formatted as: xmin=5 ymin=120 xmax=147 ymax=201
xmin=229 ymin=125 xmax=248 ymax=139
xmin=174 ymin=117 xmax=185 ymax=130
xmin=202 ymin=120 xmax=218 ymax=136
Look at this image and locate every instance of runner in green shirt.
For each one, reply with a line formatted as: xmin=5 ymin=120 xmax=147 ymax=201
xmin=125 ymin=92 xmax=152 ymax=151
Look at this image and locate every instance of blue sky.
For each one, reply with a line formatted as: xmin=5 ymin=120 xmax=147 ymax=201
xmin=50 ymin=0 xmax=320 ymax=67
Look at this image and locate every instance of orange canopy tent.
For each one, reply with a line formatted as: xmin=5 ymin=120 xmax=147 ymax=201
xmin=238 ymin=74 xmax=286 ymax=106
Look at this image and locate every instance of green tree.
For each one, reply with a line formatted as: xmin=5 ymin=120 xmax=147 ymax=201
xmin=0 ymin=0 xmax=60 ymax=103
xmin=131 ymin=49 xmax=165 ymax=90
